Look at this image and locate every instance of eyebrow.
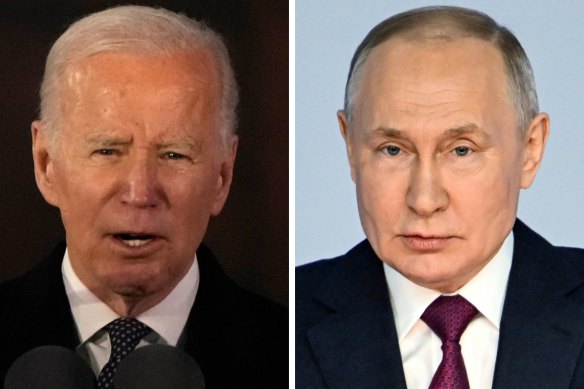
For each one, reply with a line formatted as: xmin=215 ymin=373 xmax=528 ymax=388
xmin=159 ymin=140 xmax=201 ymax=153
xmin=84 ymin=135 xmax=201 ymax=152
xmin=85 ymin=134 xmax=132 ymax=146
xmin=368 ymin=123 xmax=489 ymax=140
xmin=443 ymin=123 xmax=483 ymax=137
xmin=370 ymin=127 xmax=403 ymax=138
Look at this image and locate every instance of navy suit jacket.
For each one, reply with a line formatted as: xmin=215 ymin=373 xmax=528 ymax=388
xmin=296 ymin=219 xmax=584 ymax=388
xmin=0 ymin=242 xmax=288 ymax=388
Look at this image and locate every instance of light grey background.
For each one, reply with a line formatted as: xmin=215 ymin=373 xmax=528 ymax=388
xmin=296 ymin=1 xmax=584 ymax=266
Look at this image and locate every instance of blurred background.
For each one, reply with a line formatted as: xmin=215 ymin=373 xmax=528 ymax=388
xmin=0 ymin=0 xmax=288 ymax=305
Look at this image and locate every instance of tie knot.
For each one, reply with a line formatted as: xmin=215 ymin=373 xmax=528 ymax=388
xmin=98 ymin=318 xmax=152 ymax=388
xmin=421 ymin=295 xmax=478 ymax=343
xmin=105 ymin=317 xmax=152 ymax=348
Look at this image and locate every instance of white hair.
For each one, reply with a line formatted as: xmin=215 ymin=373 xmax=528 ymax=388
xmin=40 ymin=5 xmax=238 ymax=147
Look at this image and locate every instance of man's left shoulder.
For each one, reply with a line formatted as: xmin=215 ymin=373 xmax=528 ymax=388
xmin=513 ymin=220 xmax=584 ymax=298
xmin=195 ymin=244 xmax=287 ymax=327
xmin=190 ymin=245 xmax=288 ymax=387
xmin=514 ymin=219 xmax=584 ymax=270
xmin=224 ymin=279 xmax=288 ymax=329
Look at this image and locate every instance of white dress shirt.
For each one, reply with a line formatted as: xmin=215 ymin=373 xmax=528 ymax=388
xmin=384 ymin=233 xmax=513 ymax=389
xmin=62 ymin=249 xmax=199 ymax=376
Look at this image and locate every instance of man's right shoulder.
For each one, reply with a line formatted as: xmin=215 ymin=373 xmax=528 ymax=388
xmin=296 ymin=240 xmax=373 ymax=298
xmin=296 ymin=257 xmax=338 ymax=288
xmin=297 ymin=252 xmax=346 ymax=288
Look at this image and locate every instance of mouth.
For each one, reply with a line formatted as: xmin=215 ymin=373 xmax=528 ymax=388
xmin=113 ymin=233 xmax=157 ymax=247
xmin=400 ymin=234 xmax=454 ymax=251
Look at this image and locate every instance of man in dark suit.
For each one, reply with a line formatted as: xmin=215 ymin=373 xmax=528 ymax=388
xmin=0 ymin=5 xmax=286 ymax=388
xmin=296 ymin=6 xmax=584 ymax=388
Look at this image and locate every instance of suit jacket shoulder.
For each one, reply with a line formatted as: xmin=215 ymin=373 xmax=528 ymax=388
xmin=296 ymin=241 xmax=407 ymax=389
xmin=493 ymin=220 xmax=584 ymax=389
xmin=0 ymin=242 xmax=79 ymax=385
xmin=0 ymin=242 xmax=288 ymax=389
xmin=185 ymin=244 xmax=288 ymax=388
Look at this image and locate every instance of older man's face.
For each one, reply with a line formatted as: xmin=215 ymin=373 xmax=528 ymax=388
xmin=33 ymin=50 xmax=236 ymax=302
xmin=340 ymin=37 xmax=548 ymax=292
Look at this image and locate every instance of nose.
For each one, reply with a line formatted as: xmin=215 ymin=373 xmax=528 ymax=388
xmin=406 ymin=158 xmax=448 ymax=217
xmin=120 ymin=153 xmax=164 ymax=208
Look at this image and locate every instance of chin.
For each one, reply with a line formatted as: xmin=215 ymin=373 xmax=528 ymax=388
xmin=392 ymin=254 xmax=463 ymax=291
xmin=412 ymin=274 xmax=461 ymax=293
xmin=103 ymin=265 xmax=167 ymax=297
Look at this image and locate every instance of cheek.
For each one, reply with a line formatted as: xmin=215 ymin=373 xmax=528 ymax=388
xmin=457 ymin=158 xmax=521 ymax=207
xmin=165 ymin=170 xmax=220 ymax=219
xmin=445 ymin=157 xmax=522 ymax=240
xmin=170 ymin=168 xmax=217 ymax=198
xmin=356 ymin=163 xmax=408 ymax=232
xmin=52 ymin=162 xmax=103 ymax=211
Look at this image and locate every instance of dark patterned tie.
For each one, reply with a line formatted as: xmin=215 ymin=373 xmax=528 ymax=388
xmin=421 ymin=295 xmax=478 ymax=389
xmin=97 ymin=317 xmax=152 ymax=388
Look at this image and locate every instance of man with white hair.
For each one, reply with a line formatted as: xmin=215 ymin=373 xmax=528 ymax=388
xmin=0 ymin=5 xmax=286 ymax=387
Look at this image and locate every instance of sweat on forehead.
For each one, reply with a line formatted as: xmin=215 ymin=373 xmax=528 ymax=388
xmin=39 ymin=5 xmax=238 ymax=146
xmin=55 ymin=52 xmax=221 ymax=145
xmin=62 ymin=50 xmax=219 ymax=94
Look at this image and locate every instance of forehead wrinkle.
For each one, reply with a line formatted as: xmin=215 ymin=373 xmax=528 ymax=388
xmin=394 ymin=81 xmax=490 ymax=107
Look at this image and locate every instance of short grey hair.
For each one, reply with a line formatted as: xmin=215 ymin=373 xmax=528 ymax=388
xmin=344 ymin=6 xmax=539 ymax=132
xmin=40 ymin=5 xmax=238 ymax=147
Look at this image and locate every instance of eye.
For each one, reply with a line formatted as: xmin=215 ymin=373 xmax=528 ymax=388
xmin=384 ymin=145 xmax=402 ymax=156
xmin=94 ymin=149 xmax=118 ymax=156
xmin=164 ymin=151 xmax=186 ymax=160
xmin=453 ymin=146 xmax=473 ymax=157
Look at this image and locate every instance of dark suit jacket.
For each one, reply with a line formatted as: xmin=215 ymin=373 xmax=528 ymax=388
xmin=296 ymin=219 xmax=584 ymax=388
xmin=0 ymin=242 xmax=288 ymax=388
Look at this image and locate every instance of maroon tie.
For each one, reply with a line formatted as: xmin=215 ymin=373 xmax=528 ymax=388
xmin=421 ymin=295 xmax=478 ymax=389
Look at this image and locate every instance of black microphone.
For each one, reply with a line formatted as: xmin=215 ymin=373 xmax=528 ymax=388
xmin=4 ymin=345 xmax=96 ymax=389
xmin=114 ymin=344 xmax=205 ymax=389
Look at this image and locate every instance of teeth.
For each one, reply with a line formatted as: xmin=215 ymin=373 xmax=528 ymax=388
xmin=122 ymin=239 xmax=153 ymax=247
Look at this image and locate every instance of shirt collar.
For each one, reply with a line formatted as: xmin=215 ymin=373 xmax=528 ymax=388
xmin=62 ymin=248 xmax=199 ymax=346
xmin=384 ymin=232 xmax=513 ymax=342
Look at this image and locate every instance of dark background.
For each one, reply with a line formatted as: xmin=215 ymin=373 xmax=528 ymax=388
xmin=0 ymin=0 xmax=288 ymax=305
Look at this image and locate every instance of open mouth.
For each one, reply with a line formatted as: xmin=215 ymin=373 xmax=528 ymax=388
xmin=114 ymin=233 xmax=156 ymax=247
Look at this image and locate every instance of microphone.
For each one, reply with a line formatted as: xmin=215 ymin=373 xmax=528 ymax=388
xmin=114 ymin=344 xmax=205 ymax=389
xmin=4 ymin=345 xmax=95 ymax=389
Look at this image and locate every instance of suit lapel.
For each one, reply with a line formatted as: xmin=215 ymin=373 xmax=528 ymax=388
xmin=181 ymin=244 xmax=254 ymax=385
xmin=493 ymin=220 xmax=584 ymax=388
xmin=307 ymin=242 xmax=407 ymax=389
xmin=181 ymin=244 xmax=228 ymax=362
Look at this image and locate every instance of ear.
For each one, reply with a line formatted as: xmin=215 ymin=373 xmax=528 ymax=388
xmin=32 ymin=120 xmax=60 ymax=207
xmin=338 ymin=110 xmax=357 ymax=182
xmin=520 ymin=113 xmax=550 ymax=189
xmin=210 ymin=135 xmax=238 ymax=216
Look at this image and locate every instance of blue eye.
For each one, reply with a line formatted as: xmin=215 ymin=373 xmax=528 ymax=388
xmin=453 ymin=146 xmax=472 ymax=156
xmin=384 ymin=145 xmax=401 ymax=156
